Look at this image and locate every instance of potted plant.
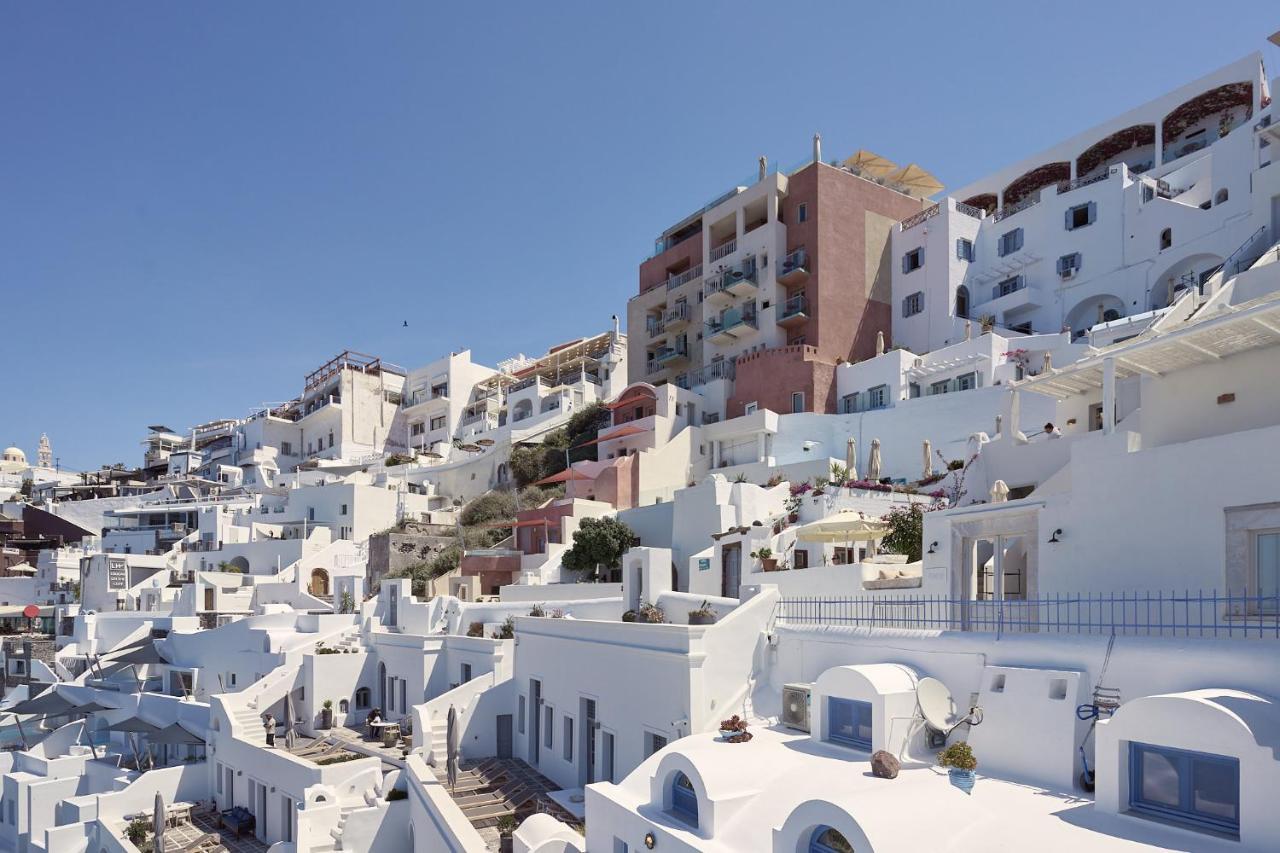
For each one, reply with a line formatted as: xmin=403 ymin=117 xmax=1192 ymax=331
xmin=321 ymin=699 xmax=334 ymax=729
xmin=637 ymin=602 xmax=666 ymax=624
xmin=621 ymin=609 xmax=637 ymax=623
xmin=751 ymin=547 xmax=778 ymax=571
xmin=496 ymin=814 xmax=517 ymax=853
xmin=718 ymin=714 xmax=752 ymax=743
xmin=687 ymin=601 xmax=717 ymax=625
xmin=528 ymin=604 xmax=546 ymax=618
xmin=938 ymin=741 xmax=978 ymax=794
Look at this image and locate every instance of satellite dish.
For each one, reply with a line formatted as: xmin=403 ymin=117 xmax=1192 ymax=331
xmin=917 ymin=677 xmax=958 ymax=731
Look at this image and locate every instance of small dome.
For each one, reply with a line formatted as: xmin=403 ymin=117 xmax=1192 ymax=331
xmin=2 ymin=446 xmax=26 ymax=464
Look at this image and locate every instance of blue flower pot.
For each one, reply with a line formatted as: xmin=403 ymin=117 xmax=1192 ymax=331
xmin=948 ymin=768 xmax=976 ymax=794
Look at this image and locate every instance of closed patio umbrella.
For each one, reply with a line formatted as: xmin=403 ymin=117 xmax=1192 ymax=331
xmin=991 ymin=480 xmax=1010 ymax=503
xmin=284 ymin=692 xmax=298 ymax=750
xmin=875 ymin=331 xmax=885 ymax=356
xmin=154 ymin=791 xmax=166 ymax=853
xmin=845 ymin=438 xmax=857 ymax=482
xmin=922 ymin=440 xmax=933 ymax=480
xmin=867 ymin=439 xmax=882 ymax=481
xmin=446 ymin=704 xmax=459 ymax=793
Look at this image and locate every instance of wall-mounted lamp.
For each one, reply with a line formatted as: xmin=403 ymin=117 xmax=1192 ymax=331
xmin=927 ymin=541 xmax=939 ymax=554
xmin=1048 ymin=528 xmax=1063 ymax=543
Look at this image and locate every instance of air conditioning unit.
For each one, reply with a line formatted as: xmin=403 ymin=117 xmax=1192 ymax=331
xmin=781 ymin=683 xmax=813 ymax=732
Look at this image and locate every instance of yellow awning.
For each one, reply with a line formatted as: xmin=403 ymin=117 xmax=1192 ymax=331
xmin=794 ymin=512 xmax=891 ymax=543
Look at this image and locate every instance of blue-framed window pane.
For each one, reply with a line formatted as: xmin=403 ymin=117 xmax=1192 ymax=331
xmin=1129 ymin=742 xmax=1239 ymax=834
xmin=809 ymin=825 xmax=854 ymax=853
xmin=670 ymin=772 xmax=698 ymax=826
xmin=827 ymin=698 xmax=873 ymax=750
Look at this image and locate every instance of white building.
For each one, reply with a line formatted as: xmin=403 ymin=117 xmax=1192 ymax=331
xmin=892 ymin=52 xmax=1278 ymax=355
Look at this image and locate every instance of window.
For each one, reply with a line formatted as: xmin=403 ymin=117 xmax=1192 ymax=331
xmin=327 ymin=430 xmax=334 ymax=448
xmin=867 ymin=385 xmax=888 ymax=410
xmin=1057 ymin=253 xmax=1082 ymax=277
xmin=340 ymin=504 xmax=348 ymax=516
xmin=544 ymin=707 xmax=554 ymax=750
xmin=827 ymin=697 xmax=873 ymax=750
xmin=902 ymin=247 xmax=924 ymax=273
xmin=230 ymin=673 xmax=237 ymax=686
xmin=793 ymin=549 xmax=809 ymax=569
xmin=461 ymin=663 xmax=472 ymax=682
xmin=307 ymin=507 xmax=315 ymax=522
xmin=810 ymin=826 xmax=854 ymax=853
xmin=902 ymin=291 xmax=924 ymax=317
xmin=955 ymin=285 xmax=970 ymax=319
xmin=744 ymin=402 xmax=758 ymax=415
xmin=908 ymin=382 xmax=921 ymax=398
xmin=998 ymin=228 xmax=1024 ymax=257
xmin=1128 ymin=742 xmax=1239 ymax=835
xmin=994 ymin=275 xmax=1024 ymax=298
xmin=217 ymin=762 xmax=224 ymax=793
xmin=410 ymin=422 xmax=425 ymax=436
xmin=956 ymin=238 xmax=975 ymax=261
xmin=280 ymin=441 xmax=293 ymax=456
xmin=670 ymin=772 xmax=698 ymax=825
xmin=339 ymin=699 xmax=349 ymax=713
xmin=1160 ymin=228 xmax=1173 ymax=250
xmin=564 ymin=717 xmax=573 ymax=761
xmin=646 ymin=732 xmax=668 ymax=757
xmin=792 ymin=392 xmax=805 ymax=413
xmin=1065 ymin=202 xmax=1096 ymax=230
xmin=518 ymin=695 xmax=526 ymax=734
xmin=797 ymin=203 xmax=808 ymax=223
xmin=430 ymin=415 xmax=447 ymax=431
xmin=956 ymin=372 xmax=978 ymax=391
xmin=1255 ymin=531 xmax=1280 ymax=611
xmin=355 ymin=687 xmax=370 ymax=708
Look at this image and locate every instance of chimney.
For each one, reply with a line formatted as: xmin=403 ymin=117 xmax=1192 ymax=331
xmin=812 ymin=133 xmax=822 ymax=165
xmin=611 ymin=314 xmax=620 ymax=343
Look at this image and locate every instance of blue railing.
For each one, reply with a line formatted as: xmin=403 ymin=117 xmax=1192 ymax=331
xmin=777 ymin=591 xmax=1280 ymax=640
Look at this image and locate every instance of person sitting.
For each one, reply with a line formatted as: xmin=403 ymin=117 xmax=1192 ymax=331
xmin=366 ymin=708 xmax=382 ymax=737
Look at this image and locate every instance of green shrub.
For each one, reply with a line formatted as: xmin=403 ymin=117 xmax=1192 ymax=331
xmin=937 ymin=741 xmax=977 ymax=770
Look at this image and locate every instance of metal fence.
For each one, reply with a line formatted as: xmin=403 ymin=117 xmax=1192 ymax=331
xmin=777 ymin=591 xmax=1280 ymax=640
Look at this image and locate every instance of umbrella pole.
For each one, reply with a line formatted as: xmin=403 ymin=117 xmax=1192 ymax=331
xmin=11 ymin=714 xmax=28 ymax=751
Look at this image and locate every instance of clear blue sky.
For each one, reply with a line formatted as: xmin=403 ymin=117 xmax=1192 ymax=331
xmin=2 ymin=2 xmax=1276 ymax=470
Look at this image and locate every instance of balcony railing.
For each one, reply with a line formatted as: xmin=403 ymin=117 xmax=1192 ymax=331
xmin=777 ymin=249 xmax=809 ymax=283
xmin=662 ymin=303 xmax=691 ymax=327
xmin=704 ymin=257 xmax=758 ymax=300
xmin=663 ymin=264 xmax=703 ymax=291
xmin=778 ymin=293 xmax=808 ymax=323
xmin=709 ymin=238 xmax=737 ymax=262
xmin=1057 ymin=168 xmax=1113 ymax=196
xmin=688 ymin=359 xmax=735 ymax=385
xmin=509 ymin=376 xmax=543 ymax=393
xmin=954 ymin=201 xmax=985 ymax=220
xmin=991 ymin=195 xmax=1040 ymax=223
xmin=706 ymin=307 xmax=758 ymax=340
xmin=900 ymin=203 xmax=941 ymax=231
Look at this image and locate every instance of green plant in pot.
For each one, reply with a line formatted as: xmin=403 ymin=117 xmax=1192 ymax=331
xmin=938 ymin=741 xmax=977 ymax=794
xmin=751 ymin=546 xmax=777 ymax=571
xmin=687 ymin=600 xmax=717 ymax=625
xmin=321 ymin=699 xmax=334 ymax=729
xmin=496 ymin=814 xmax=518 ymax=853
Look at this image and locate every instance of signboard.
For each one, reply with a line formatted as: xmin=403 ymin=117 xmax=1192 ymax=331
xmin=697 ymin=558 xmax=711 ymax=572
xmin=107 ymin=558 xmax=128 ymax=591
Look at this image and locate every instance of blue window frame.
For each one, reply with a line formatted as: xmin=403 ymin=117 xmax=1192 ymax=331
xmin=809 ymin=825 xmax=854 ymax=853
xmin=827 ymin=698 xmax=873 ymax=750
xmin=1129 ymin=742 xmax=1239 ymax=835
xmin=670 ymin=772 xmax=698 ymax=826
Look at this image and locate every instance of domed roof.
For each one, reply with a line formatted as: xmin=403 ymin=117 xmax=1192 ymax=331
xmin=2 ymin=446 xmax=27 ymax=464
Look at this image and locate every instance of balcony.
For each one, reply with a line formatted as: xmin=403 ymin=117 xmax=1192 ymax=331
xmin=709 ymin=238 xmax=737 ymax=262
xmin=649 ymin=343 xmax=689 ymax=371
xmin=776 ymin=249 xmax=809 ymax=285
xmin=645 ymin=360 xmax=668 ymax=377
xmin=662 ymin=303 xmax=691 ymax=331
xmin=777 ymin=293 xmax=809 ymax=328
xmin=689 ymin=359 xmax=735 ymax=386
xmin=706 ymin=307 xmax=758 ymax=344
xmin=663 ymin=264 xmax=703 ymax=291
xmin=704 ymin=258 xmax=758 ymax=303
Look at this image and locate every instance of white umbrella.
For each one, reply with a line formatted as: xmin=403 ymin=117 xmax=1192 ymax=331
xmin=284 ymin=692 xmax=297 ymax=750
xmin=794 ymin=512 xmax=891 ymax=543
xmin=866 ymin=439 xmax=882 ymax=481
xmin=446 ymin=704 xmax=459 ymax=792
xmin=875 ymin=331 xmax=885 ymax=356
xmin=153 ymin=790 xmax=166 ymax=853
xmin=991 ymin=480 xmax=1010 ymax=503
xmin=845 ymin=438 xmax=857 ymax=481
xmin=922 ymin=440 xmax=933 ymax=480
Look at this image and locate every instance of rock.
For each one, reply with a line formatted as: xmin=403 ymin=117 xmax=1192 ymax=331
xmin=871 ymin=750 xmax=900 ymax=779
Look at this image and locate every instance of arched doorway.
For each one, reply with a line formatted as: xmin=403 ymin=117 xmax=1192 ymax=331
xmin=1149 ymin=252 xmax=1225 ymax=309
xmin=955 ymin=285 xmax=970 ymax=320
xmin=1066 ymin=295 xmax=1126 ymax=339
xmin=227 ymin=556 xmax=250 ymax=573
xmin=309 ymin=568 xmax=330 ymax=597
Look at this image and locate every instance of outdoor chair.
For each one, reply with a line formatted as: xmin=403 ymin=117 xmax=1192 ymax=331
xmin=218 ymin=805 xmax=255 ymax=839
